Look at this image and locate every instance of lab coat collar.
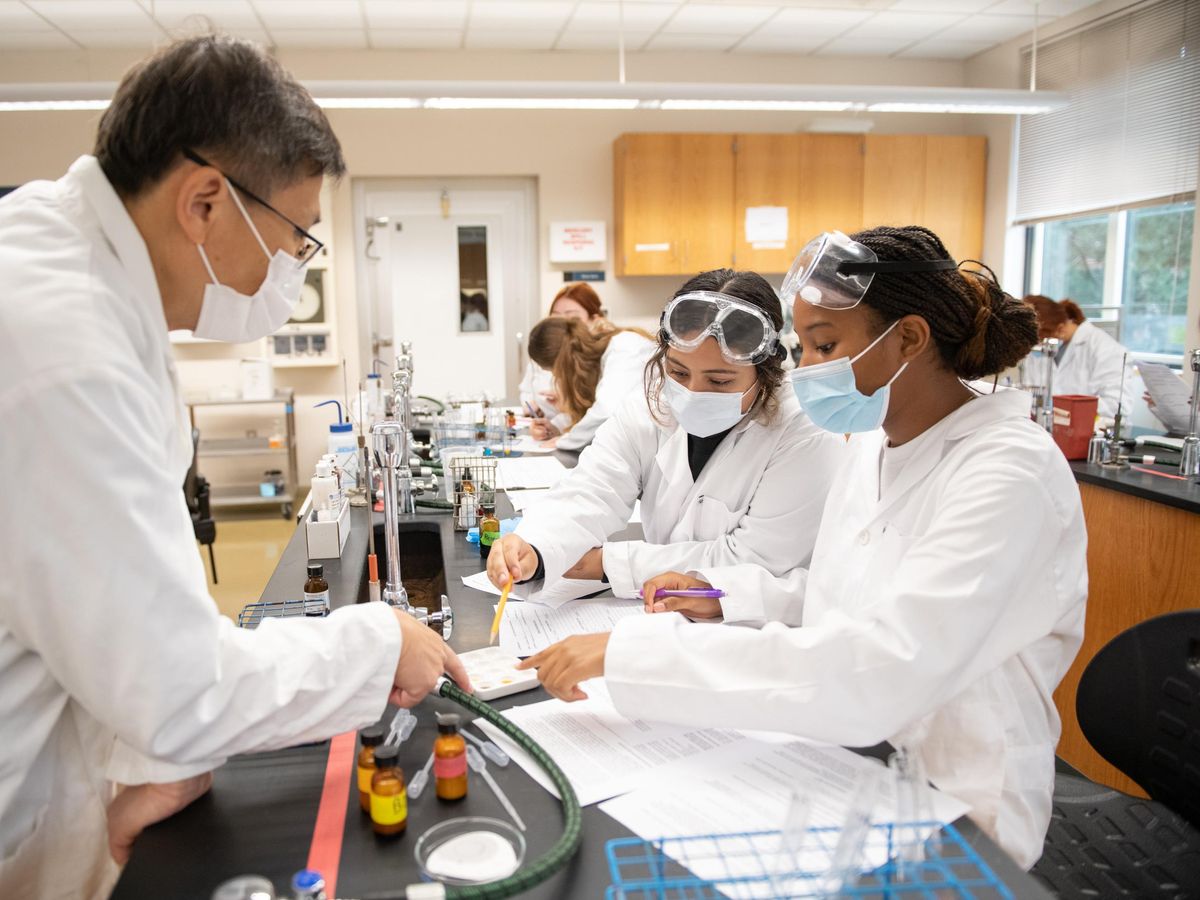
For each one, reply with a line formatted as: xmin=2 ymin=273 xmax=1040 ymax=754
xmin=867 ymin=387 xmax=1034 ymax=518
xmin=66 ymin=155 xmax=170 ymax=344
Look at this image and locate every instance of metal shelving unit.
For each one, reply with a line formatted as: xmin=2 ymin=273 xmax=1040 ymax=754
xmin=186 ymin=390 xmax=299 ymax=518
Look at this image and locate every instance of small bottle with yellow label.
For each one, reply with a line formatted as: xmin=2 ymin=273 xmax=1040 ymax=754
xmin=356 ymin=725 xmax=385 ymax=814
xmin=369 ymin=745 xmax=407 ymax=837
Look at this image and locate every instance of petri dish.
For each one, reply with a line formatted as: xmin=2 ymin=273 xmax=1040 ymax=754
xmin=414 ymin=817 xmax=526 ymax=885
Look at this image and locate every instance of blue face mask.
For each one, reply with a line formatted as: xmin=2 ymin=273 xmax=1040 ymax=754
xmin=789 ymin=320 xmax=908 ymax=434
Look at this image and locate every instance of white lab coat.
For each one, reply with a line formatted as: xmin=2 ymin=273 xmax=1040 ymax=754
xmin=516 ymin=390 xmax=844 ymax=620
xmin=555 ymin=331 xmax=656 ymax=452
xmin=517 ymin=361 xmax=571 ymax=432
xmin=1053 ymin=321 xmax=1133 ymax=418
xmin=0 ymin=156 xmax=403 ymax=899
xmin=604 ymin=389 xmax=1087 ymax=869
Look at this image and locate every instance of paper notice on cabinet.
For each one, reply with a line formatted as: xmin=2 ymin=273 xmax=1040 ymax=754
xmin=475 ymin=679 xmax=753 ymax=805
xmin=745 ymin=206 xmax=788 ymax=244
xmin=634 ymin=242 xmax=671 ymax=253
xmin=1138 ymin=362 xmax=1194 ymax=435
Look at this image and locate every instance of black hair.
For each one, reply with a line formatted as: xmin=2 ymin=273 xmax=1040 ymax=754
xmin=646 ymin=269 xmax=787 ymax=425
xmin=95 ymin=34 xmax=345 ymax=198
xmin=851 ymin=226 xmax=1038 ymax=380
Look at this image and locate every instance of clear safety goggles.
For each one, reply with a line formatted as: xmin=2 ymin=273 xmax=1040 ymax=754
xmin=660 ymin=291 xmax=780 ymax=365
xmin=781 ymin=231 xmax=959 ymax=310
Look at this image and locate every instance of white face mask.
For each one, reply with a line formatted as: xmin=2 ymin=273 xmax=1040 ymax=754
xmin=191 ymin=178 xmax=306 ymax=343
xmin=662 ymin=376 xmax=757 ymax=438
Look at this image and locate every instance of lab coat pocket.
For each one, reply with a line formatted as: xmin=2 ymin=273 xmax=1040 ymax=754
xmin=851 ymin=525 xmax=916 ymax=614
xmin=0 ymin=806 xmax=48 ymax=897
xmin=692 ymin=496 xmax=742 ymax=541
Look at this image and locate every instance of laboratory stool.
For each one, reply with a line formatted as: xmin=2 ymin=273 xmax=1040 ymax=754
xmin=1032 ymin=609 xmax=1200 ymax=898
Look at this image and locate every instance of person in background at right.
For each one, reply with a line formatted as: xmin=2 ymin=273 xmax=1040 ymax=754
xmin=519 ymin=282 xmax=614 ymax=440
xmin=1024 ymin=294 xmax=1133 ymax=417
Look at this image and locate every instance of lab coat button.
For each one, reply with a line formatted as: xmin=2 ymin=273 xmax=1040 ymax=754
xmin=857 ymin=529 xmax=870 ymax=545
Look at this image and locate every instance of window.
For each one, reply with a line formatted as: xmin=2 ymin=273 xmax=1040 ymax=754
xmin=457 ymin=225 xmax=489 ymax=334
xmin=1025 ymin=199 xmax=1194 ymax=359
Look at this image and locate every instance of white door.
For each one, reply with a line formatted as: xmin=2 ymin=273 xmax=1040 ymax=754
xmin=357 ymin=180 xmax=537 ymax=400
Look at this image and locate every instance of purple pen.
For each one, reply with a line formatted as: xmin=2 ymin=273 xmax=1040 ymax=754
xmin=637 ymin=588 xmax=726 ymax=599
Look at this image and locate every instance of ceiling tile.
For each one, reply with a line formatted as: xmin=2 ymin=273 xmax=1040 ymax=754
xmin=889 ymin=0 xmax=994 ymax=11
xmin=0 ymin=29 xmax=77 ymax=48
xmin=25 ymin=0 xmax=154 ymax=30
xmin=69 ymin=28 xmax=164 ymax=47
xmin=643 ymin=32 xmax=740 ymax=51
xmin=986 ymin=0 xmax=1093 ymax=14
xmin=463 ymin=29 xmax=560 ymax=49
xmin=843 ymin=11 xmax=964 ymax=40
xmin=251 ymin=0 xmax=364 ymax=30
xmin=363 ymin=1 xmax=467 ymax=30
xmin=269 ymin=28 xmax=370 ymax=48
xmin=767 ymin=9 xmax=873 ymax=39
xmin=0 ymin=1 xmax=53 ymax=29
xmin=937 ymin=13 xmax=1035 ymax=43
xmin=469 ymin=1 xmax=573 ymax=30
xmin=568 ymin=2 xmax=676 ymax=30
xmin=370 ymin=28 xmax=464 ymax=49
xmin=660 ymin=4 xmax=776 ymax=36
xmin=150 ymin=0 xmax=262 ymax=30
xmin=815 ymin=35 xmax=918 ymax=56
xmin=732 ymin=33 xmax=829 ymax=55
xmin=897 ymin=38 xmax=995 ymax=59
xmin=554 ymin=29 xmax=656 ymax=50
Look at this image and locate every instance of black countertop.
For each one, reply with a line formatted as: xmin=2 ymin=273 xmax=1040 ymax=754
xmin=1070 ymin=459 xmax=1200 ymax=515
xmin=114 ymin=450 xmax=1050 ymax=900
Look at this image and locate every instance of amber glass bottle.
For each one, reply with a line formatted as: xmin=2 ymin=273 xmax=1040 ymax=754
xmin=369 ymin=745 xmax=407 ymax=836
xmin=434 ymin=713 xmax=468 ymax=801
xmin=356 ymin=726 xmax=384 ymax=814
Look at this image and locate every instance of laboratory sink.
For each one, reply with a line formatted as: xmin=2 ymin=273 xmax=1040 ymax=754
xmin=371 ymin=519 xmax=448 ymax=622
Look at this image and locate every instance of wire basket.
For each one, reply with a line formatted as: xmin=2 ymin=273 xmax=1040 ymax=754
xmin=236 ymin=597 xmax=328 ymax=628
xmin=447 ymin=455 xmax=498 ymax=531
xmin=605 ymin=822 xmax=1012 ymax=900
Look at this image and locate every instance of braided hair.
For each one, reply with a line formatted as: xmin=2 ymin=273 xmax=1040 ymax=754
xmin=851 ymin=226 xmax=1038 ymax=381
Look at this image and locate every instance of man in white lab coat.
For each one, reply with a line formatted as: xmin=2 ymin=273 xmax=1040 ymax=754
xmin=0 ymin=36 xmax=467 ymax=898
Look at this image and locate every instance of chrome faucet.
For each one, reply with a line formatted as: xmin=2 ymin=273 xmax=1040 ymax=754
xmin=372 ymin=419 xmax=410 ymax=611
xmin=1031 ymin=337 xmax=1061 ymax=434
xmin=1180 ymin=349 xmax=1200 ymax=477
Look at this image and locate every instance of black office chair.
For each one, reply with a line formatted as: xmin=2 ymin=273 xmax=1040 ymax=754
xmin=184 ymin=428 xmax=218 ymax=584
xmin=1032 ymin=610 xmax=1200 ymax=898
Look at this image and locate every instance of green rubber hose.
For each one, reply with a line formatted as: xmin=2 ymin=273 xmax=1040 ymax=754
xmin=414 ymin=499 xmax=453 ymax=511
xmin=358 ymin=679 xmax=583 ymax=900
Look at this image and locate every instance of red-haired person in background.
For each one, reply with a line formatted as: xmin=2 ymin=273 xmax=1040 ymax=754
xmin=518 ymin=282 xmax=615 ymax=440
xmin=1023 ymin=295 xmax=1133 ymax=418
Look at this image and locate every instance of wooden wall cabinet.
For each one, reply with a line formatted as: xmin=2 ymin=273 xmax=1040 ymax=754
xmin=614 ymin=132 xmax=986 ymax=277
xmin=613 ymin=133 xmax=734 ymax=277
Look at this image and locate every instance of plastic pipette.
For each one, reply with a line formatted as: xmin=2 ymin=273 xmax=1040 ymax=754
xmin=407 ymin=752 xmax=435 ymax=800
xmin=385 ymin=708 xmax=418 ymax=747
xmin=466 ymin=745 xmax=526 ymax=831
xmin=464 ymin=729 xmax=510 ymax=767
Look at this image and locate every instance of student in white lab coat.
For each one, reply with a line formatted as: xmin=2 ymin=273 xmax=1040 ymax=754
xmin=1025 ymin=294 xmax=1133 ymax=417
xmin=519 ymin=226 xmax=1088 ymax=870
xmin=487 ymin=271 xmax=843 ymax=616
xmin=525 ymin=316 xmax=655 ymax=451
xmin=0 ymin=37 xmax=467 ymax=899
xmin=518 ymin=282 xmax=614 ymax=438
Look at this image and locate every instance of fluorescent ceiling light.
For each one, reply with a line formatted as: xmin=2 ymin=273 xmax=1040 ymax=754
xmin=315 ymin=97 xmax=422 ymax=109
xmin=0 ymin=99 xmax=110 ymax=111
xmin=423 ymin=97 xmax=639 ymax=110
xmin=867 ymin=102 xmax=1061 ymax=115
xmin=660 ymin=99 xmax=853 ymax=111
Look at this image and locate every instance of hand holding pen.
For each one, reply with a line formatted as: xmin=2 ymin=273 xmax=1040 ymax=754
xmin=638 ymin=572 xmax=725 ymax=619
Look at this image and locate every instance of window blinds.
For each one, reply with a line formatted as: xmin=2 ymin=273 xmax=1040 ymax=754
xmin=1014 ymin=0 xmax=1198 ymax=225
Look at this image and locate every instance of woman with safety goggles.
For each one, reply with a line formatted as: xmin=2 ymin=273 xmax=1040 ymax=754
xmin=487 ymin=269 xmax=844 ymax=621
xmin=517 ymin=226 xmax=1087 ymax=871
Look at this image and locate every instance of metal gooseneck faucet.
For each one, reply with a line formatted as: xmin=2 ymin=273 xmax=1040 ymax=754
xmin=1179 ymin=349 xmax=1200 ymax=477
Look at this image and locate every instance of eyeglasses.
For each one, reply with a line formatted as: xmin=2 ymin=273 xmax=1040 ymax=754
xmin=183 ymin=149 xmax=324 ymax=266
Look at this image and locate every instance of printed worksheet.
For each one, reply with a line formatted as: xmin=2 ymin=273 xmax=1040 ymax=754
xmin=495 ymin=456 xmax=567 ymax=490
xmin=474 ymin=679 xmax=752 ymax=806
xmin=461 ymin=571 xmax=610 ymax=609
xmin=1139 ymin=362 xmax=1194 ymax=434
xmin=498 ymin=597 xmax=643 ymax=654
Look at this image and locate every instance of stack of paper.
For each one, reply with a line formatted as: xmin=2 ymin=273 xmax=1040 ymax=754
xmin=461 ymin=571 xmax=610 ymax=611
xmin=496 ymin=456 xmax=567 ymax=490
xmin=1139 ymin=362 xmax=1194 ymax=435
